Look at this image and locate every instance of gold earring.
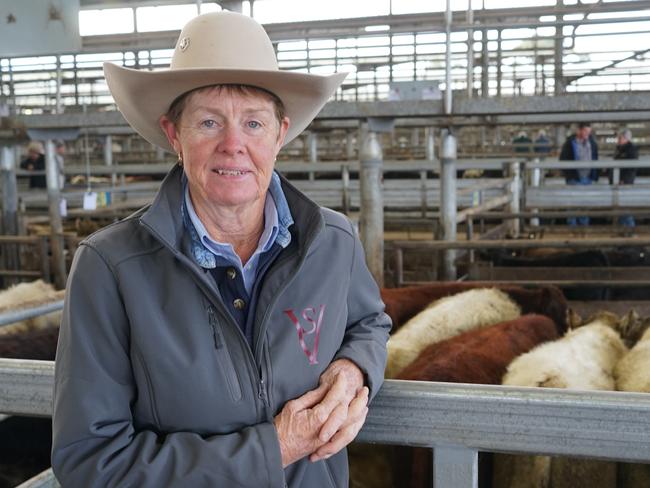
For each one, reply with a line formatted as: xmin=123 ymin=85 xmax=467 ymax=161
xmin=177 ymin=153 xmax=183 ymax=166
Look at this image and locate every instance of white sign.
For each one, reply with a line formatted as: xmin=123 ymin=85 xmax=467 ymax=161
xmin=59 ymin=198 xmax=67 ymax=217
xmin=83 ymin=192 xmax=97 ymax=211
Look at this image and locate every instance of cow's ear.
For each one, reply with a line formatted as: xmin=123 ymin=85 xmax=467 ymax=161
xmin=537 ymin=373 xmax=566 ymax=389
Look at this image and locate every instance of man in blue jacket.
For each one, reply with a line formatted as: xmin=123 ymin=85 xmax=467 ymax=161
xmin=559 ymin=122 xmax=599 ymax=226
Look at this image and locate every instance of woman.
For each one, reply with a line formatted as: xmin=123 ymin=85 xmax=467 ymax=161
xmin=52 ymin=10 xmax=390 ymax=488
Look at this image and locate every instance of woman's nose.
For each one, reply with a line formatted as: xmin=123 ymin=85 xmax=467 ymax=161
xmin=217 ymin=125 xmax=245 ymax=154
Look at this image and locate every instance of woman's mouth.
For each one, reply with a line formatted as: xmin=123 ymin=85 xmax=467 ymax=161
xmin=214 ymin=168 xmax=248 ymax=176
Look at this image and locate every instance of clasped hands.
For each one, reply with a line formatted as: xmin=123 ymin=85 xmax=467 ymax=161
xmin=273 ymin=358 xmax=369 ymax=467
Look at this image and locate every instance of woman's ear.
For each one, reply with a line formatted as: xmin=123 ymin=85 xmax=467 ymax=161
xmin=276 ymin=116 xmax=290 ymax=148
xmin=159 ymin=115 xmax=181 ymax=154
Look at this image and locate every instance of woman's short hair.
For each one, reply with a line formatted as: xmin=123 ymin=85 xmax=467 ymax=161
xmin=166 ymin=84 xmax=286 ymax=129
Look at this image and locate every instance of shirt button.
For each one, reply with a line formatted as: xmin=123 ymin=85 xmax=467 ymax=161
xmin=233 ymin=298 xmax=246 ymax=310
xmin=226 ymin=268 xmax=236 ymax=280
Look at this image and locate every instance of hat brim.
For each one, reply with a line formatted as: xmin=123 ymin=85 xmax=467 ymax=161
xmin=104 ymin=62 xmax=347 ymax=153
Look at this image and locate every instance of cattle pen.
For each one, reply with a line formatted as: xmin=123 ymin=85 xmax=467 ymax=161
xmin=4 ymin=1 xmax=650 ymax=486
xmin=1 ymin=358 xmax=650 ymax=488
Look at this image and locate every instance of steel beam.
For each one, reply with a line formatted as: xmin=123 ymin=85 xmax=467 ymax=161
xmin=359 ymin=131 xmax=384 ymax=286
xmin=2 ymin=359 xmax=650 ymax=469
xmin=358 ymin=380 xmax=650 ymax=463
xmin=15 ymin=92 xmax=650 ymax=129
xmin=0 ymin=359 xmax=53 ymax=417
xmin=15 ymin=468 xmax=59 ymax=488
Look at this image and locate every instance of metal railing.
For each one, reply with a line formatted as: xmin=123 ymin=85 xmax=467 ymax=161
xmin=0 ymin=293 xmax=65 ymax=328
xmin=1 ymin=358 xmax=650 ymax=488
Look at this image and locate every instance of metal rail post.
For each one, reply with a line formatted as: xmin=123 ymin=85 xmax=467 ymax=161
xmin=308 ymin=132 xmax=317 ymax=181
xmin=45 ymin=140 xmax=66 ymax=289
xmin=466 ymin=4 xmax=474 ymax=98
xmin=0 ymin=146 xmax=19 ymax=277
xmin=360 ymin=131 xmax=384 ymax=287
xmin=530 ymin=158 xmax=541 ymax=226
xmin=426 ymin=127 xmax=436 ymax=163
xmin=508 ymin=161 xmax=521 ymax=236
xmin=445 ymin=0 xmax=453 ymax=115
xmin=434 ymin=445 xmax=478 ymax=488
xmin=440 ymin=131 xmax=458 ymax=280
xmin=346 ymin=130 xmax=356 ymax=161
xmin=104 ymin=135 xmax=115 ymax=186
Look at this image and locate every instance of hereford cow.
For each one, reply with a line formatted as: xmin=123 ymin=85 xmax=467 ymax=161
xmin=380 ymin=283 xmax=567 ymax=334
xmin=398 ymin=314 xmax=559 ymax=384
xmin=385 ymin=288 xmax=521 ymax=378
xmin=614 ymin=326 xmax=650 ymax=488
xmin=395 ymin=314 xmax=561 ymax=488
xmin=494 ymin=321 xmax=628 ymax=488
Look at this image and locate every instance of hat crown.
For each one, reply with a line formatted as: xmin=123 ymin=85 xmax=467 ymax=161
xmin=170 ymin=11 xmax=278 ymax=71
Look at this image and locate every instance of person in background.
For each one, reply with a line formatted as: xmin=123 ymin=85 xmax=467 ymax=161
xmin=533 ymin=129 xmax=552 ymax=158
xmin=559 ymin=122 xmax=599 ymax=226
xmin=52 ymin=11 xmax=391 ymax=488
xmin=53 ymin=140 xmax=66 ymax=190
xmin=512 ymin=130 xmax=532 ymax=155
xmin=20 ymin=141 xmax=46 ymax=189
xmin=611 ymin=128 xmax=639 ymax=229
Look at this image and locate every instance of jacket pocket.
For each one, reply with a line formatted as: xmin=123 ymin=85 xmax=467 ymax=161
xmin=132 ymin=346 xmax=162 ymax=428
xmin=207 ymin=306 xmax=243 ymax=402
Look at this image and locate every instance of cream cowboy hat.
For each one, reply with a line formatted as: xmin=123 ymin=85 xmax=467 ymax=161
xmin=103 ymin=11 xmax=347 ymax=152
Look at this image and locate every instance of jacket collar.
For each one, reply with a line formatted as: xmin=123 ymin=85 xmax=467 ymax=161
xmin=139 ymin=164 xmax=324 ymax=258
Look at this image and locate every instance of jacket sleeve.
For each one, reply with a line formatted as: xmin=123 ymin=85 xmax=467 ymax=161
xmin=558 ymin=138 xmax=576 ymax=181
xmin=52 ymin=244 xmax=285 ymax=488
xmin=559 ymin=138 xmax=572 ymax=161
xmin=333 ymin=226 xmax=391 ymax=401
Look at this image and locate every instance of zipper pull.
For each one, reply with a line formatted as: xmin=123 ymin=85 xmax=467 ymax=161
xmin=258 ymin=378 xmax=268 ymax=404
xmin=207 ymin=306 xmax=224 ymax=349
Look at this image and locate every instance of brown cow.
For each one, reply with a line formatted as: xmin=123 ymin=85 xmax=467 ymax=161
xmin=396 ymin=314 xmax=561 ymax=488
xmin=381 ymin=283 xmax=568 ymax=335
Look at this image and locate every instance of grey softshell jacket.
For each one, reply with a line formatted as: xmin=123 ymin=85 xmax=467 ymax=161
xmin=51 ymin=165 xmax=391 ymax=487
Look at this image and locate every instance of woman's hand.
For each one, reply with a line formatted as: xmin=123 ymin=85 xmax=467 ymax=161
xmin=274 ymin=386 xmax=327 ymax=467
xmin=274 ymin=359 xmax=369 ymax=467
xmin=309 ymin=359 xmax=368 ymax=462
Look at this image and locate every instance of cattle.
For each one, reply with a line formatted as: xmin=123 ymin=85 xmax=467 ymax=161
xmin=380 ymin=283 xmax=567 ymax=334
xmin=397 ymin=314 xmax=559 ymax=384
xmin=395 ymin=314 xmax=561 ymax=488
xmin=385 ymin=288 xmax=521 ymax=378
xmin=0 ymin=280 xmax=63 ymax=337
xmin=0 ymin=325 xmax=59 ymax=361
xmin=481 ymin=247 xmax=650 ymax=301
xmin=493 ymin=321 xmax=628 ymax=488
xmin=0 ymin=280 xmax=62 ymax=487
xmin=614 ymin=326 xmax=650 ymax=488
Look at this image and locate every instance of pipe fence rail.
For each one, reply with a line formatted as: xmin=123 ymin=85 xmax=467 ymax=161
xmin=1 ymin=359 xmax=649 ymax=488
xmin=0 ymin=293 xmax=65 ymax=328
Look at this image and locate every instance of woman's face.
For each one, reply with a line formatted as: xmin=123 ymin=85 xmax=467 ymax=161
xmin=161 ymin=86 xmax=289 ymax=212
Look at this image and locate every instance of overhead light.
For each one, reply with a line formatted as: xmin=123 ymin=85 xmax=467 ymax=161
xmin=365 ymin=24 xmax=390 ymax=32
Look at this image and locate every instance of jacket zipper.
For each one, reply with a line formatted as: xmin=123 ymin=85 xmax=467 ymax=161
xmin=252 ymin=250 xmax=312 ymax=414
xmin=141 ymin=216 xmax=319 ymax=419
xmin=141 ymin=221 xmax=263 ymax=412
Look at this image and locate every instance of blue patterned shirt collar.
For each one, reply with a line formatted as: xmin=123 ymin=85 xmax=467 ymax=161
xmin=181 ymin=171 xmax=293 ymax=270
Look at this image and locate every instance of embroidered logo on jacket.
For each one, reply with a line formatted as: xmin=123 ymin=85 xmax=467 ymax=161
xmin=283 ymin=305 xmax=325 ymax=365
